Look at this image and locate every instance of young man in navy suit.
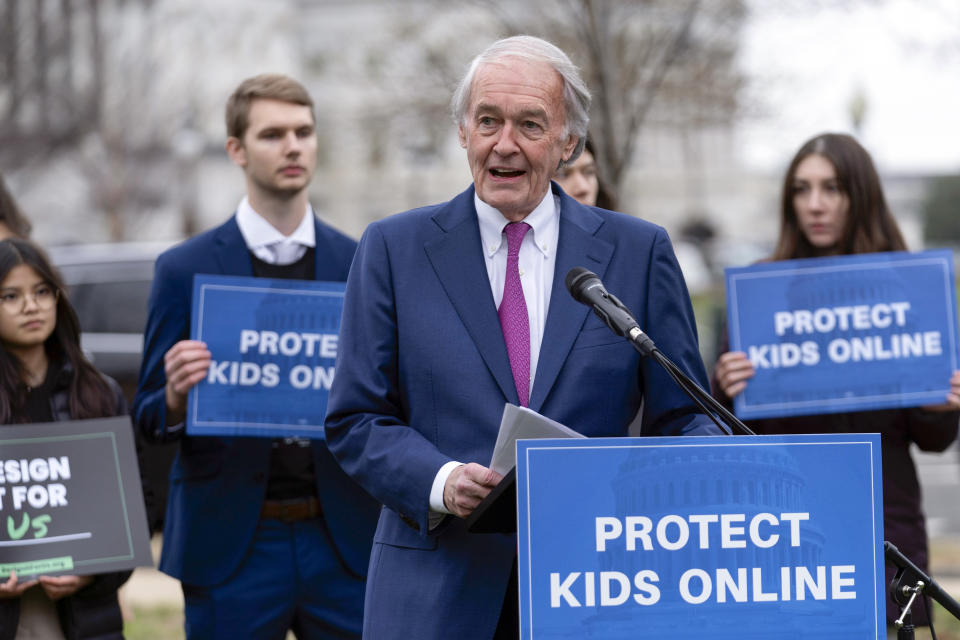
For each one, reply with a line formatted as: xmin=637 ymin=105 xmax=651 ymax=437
xmin=325 ymin=36 xmax=724 ymax=639
xmin=134 ymin=74 xmax=378 ymax=639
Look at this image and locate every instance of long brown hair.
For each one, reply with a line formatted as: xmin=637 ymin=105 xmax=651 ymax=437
xmin=0 ymin=239 xmax=117 ymax=423
xmin=0 ymin=174 xmax=32 ymax=238
xmin=772 ymin=133 xmax=906 ymax=260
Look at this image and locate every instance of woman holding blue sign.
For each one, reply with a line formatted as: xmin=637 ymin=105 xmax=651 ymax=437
xmin=0 ymin=239 xmax=130 ymax=639
xmin=712 ymin=133 xmax=960 ymax=631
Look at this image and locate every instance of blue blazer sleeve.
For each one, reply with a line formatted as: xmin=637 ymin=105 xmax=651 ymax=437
xmin=133 ymin=248 xmax=193 ymax=442
xmin=325 ymin=224 xmax=450 ymax=533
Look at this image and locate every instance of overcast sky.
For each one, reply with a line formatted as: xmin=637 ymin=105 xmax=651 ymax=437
xmin=736 ymin=0 xmax=960 ymax=174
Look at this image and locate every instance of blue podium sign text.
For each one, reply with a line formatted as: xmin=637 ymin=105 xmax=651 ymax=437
xmin=516 ymin=434 xmax=885 ymax=639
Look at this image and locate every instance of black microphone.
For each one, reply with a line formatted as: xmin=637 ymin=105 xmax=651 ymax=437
xmin=564 ymin=267 xmax=753 ymax=435
xmin=565 ymin=267 xmax=655 ymax=355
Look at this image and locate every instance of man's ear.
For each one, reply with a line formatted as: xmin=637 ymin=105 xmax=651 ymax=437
xmin=457 ymin=123 xmax=467 ymax=149
xmin=225 ymin=137 xmax=246 ymax=168
xmin=561 ymin=134 xmax=579 ymax=163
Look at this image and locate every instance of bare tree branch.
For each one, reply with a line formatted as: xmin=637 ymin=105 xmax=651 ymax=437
xmin=470 ymin=0 xmax=745 ymax=201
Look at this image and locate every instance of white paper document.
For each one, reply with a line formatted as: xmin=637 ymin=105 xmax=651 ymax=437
xmin=488 ymin=404 xmax=586 ymax=476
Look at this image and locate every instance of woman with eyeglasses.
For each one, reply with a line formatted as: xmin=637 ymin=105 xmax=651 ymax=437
xmin=0 ymin=238 xmax=130 ymax=640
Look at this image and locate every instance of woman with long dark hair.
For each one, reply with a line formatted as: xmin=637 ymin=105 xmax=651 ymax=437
xmin=0 ymin=238 xmax=129 ymax=639
xmin=713 ymin=133 xmax=960 ymax=632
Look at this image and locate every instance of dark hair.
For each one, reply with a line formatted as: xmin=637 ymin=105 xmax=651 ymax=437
xmin=583 ymin=138 xmax=618 ymax=211
xmin=0 ymin=174 xmax=32 ymax=239
xmin=225 ymin=73 xmax=314 ymax=140
xmin=0 ymin=239 xmax=116 ymax=423
xmin=772 ymin=133 xmax=906 ymax=260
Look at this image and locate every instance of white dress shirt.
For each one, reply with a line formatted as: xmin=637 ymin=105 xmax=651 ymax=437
xmin=235 ymin=196 xmax=316 ymax=265
xmin=429 ymin=189 xmax=560 ymax=517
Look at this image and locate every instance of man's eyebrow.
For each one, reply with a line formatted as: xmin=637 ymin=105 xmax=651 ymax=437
xmin=516 ymin=107 xmax=549 ymax=121
xmin=474 ymin=102 xmax=550 ymax=123
xmin=252 ymin=123 xmax=311 ymax=137
xmin=473 ymin=102 xmax=503 ymax=116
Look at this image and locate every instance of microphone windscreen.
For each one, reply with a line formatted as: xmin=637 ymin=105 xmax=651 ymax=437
xmin=565 ymin=267 xmax=598 ymax=303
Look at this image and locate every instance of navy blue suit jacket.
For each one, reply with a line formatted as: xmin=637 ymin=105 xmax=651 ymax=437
xmin=325 ymin=184 xmax=721 ymax=638
xmin=133 ymin=215 xmax=379 ymax=587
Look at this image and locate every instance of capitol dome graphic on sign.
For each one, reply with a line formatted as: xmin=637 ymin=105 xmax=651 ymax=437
xmin=572 ymin=445 xmax=838 ymax=638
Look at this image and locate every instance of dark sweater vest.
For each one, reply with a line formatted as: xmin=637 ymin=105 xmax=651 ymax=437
xmin=250 ymin=248 xmax=318 ymax=500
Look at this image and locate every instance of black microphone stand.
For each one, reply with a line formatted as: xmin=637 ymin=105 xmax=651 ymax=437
xmin=621 ymin=324 xmax=755 ymax=437
xmin=886 ymin=541 xmax=960 ymax=639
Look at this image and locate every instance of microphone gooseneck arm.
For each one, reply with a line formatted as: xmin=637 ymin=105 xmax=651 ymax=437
xmin=565 ymin=267 xmax=755 ymax=437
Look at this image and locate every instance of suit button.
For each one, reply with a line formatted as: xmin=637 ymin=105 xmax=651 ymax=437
xmin=253 ymin=472 xmax=265 ymax=483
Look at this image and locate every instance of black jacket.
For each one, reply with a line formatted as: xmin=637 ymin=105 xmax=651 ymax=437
xmin=0 ymin=363 xmax=132 ymax=640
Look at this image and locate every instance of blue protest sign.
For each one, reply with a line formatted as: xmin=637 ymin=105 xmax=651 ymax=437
xmin=516 ymin=435 xmax=885 ymax=639
xmin=725 ymin=250 xmax=959 ymax=419
xmin=188 ymin=274 xmax=344 ymax=438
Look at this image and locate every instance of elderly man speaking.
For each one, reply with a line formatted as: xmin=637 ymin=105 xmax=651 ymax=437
xmin=325 ymin=35 xmax=722 ymax=639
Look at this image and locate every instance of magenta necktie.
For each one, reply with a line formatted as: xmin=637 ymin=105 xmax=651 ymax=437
xmin=499 ymin=222 xmax=531 ymax=407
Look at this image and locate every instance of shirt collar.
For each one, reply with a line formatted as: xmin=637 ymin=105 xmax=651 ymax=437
xmin=475 ymin=189 xmax=558 ymax=259
xmin=235 ymin=196 xmax=316 ymax=251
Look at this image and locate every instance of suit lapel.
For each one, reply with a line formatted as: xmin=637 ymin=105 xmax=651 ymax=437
xmin=424 ymin=188 xmax=518 ymax=404
xmin=213 ymin=216 xmax=254 ymax=276
xmin=528 ymin=189 xmax=614 ymax=412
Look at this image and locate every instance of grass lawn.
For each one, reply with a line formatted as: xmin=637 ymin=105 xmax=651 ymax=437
xmin=123 ymin=607 xmax=296 ymax=640
xmin=123 ymin=605 xmax=184 ymax=640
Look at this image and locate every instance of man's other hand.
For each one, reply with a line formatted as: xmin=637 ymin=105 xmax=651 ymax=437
xmin=443 ymin=463 xmax=503 ymax=518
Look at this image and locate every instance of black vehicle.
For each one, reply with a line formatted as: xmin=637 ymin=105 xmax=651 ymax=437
xmin=49 ymin=241 xmax=178 ymax=534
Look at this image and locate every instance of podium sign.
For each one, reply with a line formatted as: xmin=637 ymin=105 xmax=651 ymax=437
xmin=516 ymin=434 xmax=885 ymax=639
xmin=725 ymin=250 xmax=959 ymax=419
xmin=188 ymin=274 xmax=345 ymax=438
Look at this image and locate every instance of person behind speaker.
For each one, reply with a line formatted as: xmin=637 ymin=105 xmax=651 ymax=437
xmin=553 ymin=137 xmax=616 ymax=210
xmin=132 ymin=73 xmax=378 ymax=639
xmin=712 ymin=132 xmax=960 ymax=632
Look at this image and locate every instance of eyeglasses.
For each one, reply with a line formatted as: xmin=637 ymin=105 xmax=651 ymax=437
xmin=0 ymin=285 xmax=59 ymax=314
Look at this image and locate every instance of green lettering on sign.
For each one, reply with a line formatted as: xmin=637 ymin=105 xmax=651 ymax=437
xmin=4 ymin=513 xmax=52 ymax=540
xmin=31 ymin=514 xmax=51 ymax=538
xmin=6 ymin=514 xmax=28 ymax=540
xmin=0 ymin=556 xmax=74 ymax=578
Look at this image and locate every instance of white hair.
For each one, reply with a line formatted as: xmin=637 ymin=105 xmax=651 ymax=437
xmin=450 ymin=35 xmax=592 ymax=163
